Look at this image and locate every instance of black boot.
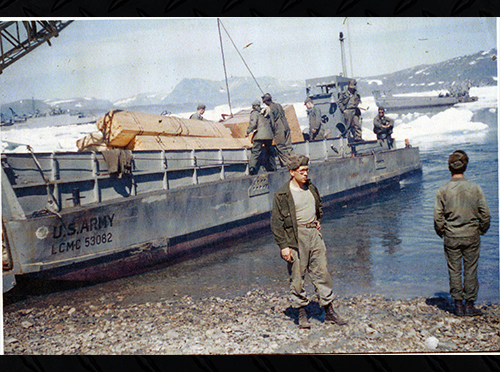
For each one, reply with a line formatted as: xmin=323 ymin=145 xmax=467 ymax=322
xmin=454 ymin=299 xmax=464 ymax=317
xmin=464 ymin=300 xmax=482 ymax=316
xmin=298 ymin=307 xmax=310 ymax=329
xmin=324 ymin=302 xmax=347 ymax=325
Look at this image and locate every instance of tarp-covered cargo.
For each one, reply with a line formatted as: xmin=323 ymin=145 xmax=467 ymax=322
xmin=97 ymin=110 xmax=234 ymax=147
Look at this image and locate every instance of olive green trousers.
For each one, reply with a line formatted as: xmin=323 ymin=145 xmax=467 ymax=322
xmin=273 ymin=127 xmax=293 ymax=167
xmin=344 ymin=109 xmax=361 ymax=140
xmin=287 ymin=227 xmax=334 ymax=308
xmin=443 ymin=235 xmax=481 ymax=302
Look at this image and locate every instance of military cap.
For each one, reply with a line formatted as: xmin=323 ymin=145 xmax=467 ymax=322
xmin=304 ymin=97 xmax=313 ymax=104
xmin=287 ymin=154 xmax=309 ymax=170
xmin=197 ymin=104 xmax=206 ymax=110
xmin=448 ymin=150 xmax=469 ymax=174
xmin=252 ymin=99 xmax=261 ymax=107
xmin=262 ymin=93 xmax=272 ymax=102
xmin=378 ymin=106 xmax=385 ymax=111
xmin=348 ymin=80 xmax=357 ymax=88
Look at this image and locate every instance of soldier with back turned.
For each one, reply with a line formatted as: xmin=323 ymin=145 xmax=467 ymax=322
xmin=434 ymin=150 xmax=490 ymax=317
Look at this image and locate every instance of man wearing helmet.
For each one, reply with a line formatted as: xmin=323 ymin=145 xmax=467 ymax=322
xmin=338 ymin=80 xmax=362 ymax=141
xmin=373 ymin=106 xmax=394 ymax=148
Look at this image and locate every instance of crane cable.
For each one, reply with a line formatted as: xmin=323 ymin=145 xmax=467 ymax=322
xmin=217 ymin=18 xmax=233 ymax=117
xmin=217 ymin=19 xmax=264 ymax=103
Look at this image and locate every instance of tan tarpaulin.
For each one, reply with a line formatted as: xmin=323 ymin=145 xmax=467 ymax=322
xmin=222 ymin=104 xmax=304 ymax=143
xmin=127 ymin=135 xmax=252 ymax=151
xmin=98 ymin=110 xmax=234 ymax=147
xmin=76 ymin=132 xmax=110 ymax=152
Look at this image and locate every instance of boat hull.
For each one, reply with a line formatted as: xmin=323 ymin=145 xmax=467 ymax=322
xmin=374 ymin=95 xmax=478 ymax=111
xmin=2 ymin=143 xmax=421 ymax=286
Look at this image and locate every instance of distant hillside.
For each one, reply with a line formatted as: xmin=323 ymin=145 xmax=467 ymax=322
xmin=2 ymin=48 xmax=496 ymax=120
xmin=1 ymin=97 xmax=113 ymax=121
xmin=357 ymin=48 xmax=497 ymax=96
xmin=157 ymin=76 xmax=303 ymax=109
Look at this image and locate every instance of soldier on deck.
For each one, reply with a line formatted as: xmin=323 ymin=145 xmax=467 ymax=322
xmin=247 ymin=100 xmax=276 ymax=175
xmin=305 ymin=97 xmax=324 ymax=141
xmin=261 ymin=93 xmax=293 ymax=167
xmin=190 ymin=104 xmax=206 ymax=120
xmin=338 ymin=80 xmax=362 ymax=141
xmin=373 ymin=106 xmax=394 ymax=148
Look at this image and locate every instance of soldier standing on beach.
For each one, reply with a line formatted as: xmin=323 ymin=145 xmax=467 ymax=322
xmin=338 ymin=79 xmax=362 ymax=141
xmin=261 ymin=93 xmax=293 ymax=167
xmin=434 ymin=150 xmax=490 ymax=317
xmin=271 ymin=154 xmax=347 ymax=329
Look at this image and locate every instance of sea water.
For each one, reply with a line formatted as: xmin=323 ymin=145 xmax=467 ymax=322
xmin=142 ymin=86 xmax=499 ymax=305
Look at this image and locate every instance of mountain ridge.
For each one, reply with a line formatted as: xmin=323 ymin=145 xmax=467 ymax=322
xmin=1 ymin=48 xmax=496 ymax=120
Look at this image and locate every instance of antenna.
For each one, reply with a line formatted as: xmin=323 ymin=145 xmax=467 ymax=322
xmin=339 ymin=32 xmax=348 ymax=77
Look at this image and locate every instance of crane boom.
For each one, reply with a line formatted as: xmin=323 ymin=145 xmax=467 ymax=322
xmin=0 ymin=20 xmax=73 ymax=74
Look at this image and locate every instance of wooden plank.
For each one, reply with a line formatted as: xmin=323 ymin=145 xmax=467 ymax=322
xmin=285 ymin=105 xmax=305 ymax=143
xmin=127 ymin=135 xmax=252 ymax=151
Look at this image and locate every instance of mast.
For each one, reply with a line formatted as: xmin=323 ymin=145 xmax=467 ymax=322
xmin=339 ymin=32 xmax=348 ymax=77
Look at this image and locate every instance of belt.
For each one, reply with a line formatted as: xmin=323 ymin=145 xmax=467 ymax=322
xmin=299 ymin=222 xmax=317 ymax=228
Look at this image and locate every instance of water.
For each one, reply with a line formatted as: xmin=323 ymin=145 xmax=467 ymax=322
xmin=133 ymin=94 xmax=498 ymax=305
xmin=129 ymin=98 xmax=498 ymax=305
xmin=3 ymin=87 xmax=498 ymax=308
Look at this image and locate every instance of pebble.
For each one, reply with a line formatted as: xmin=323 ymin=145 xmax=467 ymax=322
xmin=4 ymin=290 xmax=500 ymax=354
xmin=424 ymin=336 xmax=439 ymax=349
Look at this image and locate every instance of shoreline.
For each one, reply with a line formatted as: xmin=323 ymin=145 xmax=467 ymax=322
xmin=4 ymin=289 xmax=499 ymax=354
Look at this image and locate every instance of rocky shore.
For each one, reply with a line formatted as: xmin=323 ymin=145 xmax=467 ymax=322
xmin=4 ymin=288 xmax=499 ymax=354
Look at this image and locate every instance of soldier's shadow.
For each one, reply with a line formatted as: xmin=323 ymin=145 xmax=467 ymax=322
xmin=284 ymin=301 xmax=325 ymax=325
xmin=425 ymin=292 xmax=455 ymax=315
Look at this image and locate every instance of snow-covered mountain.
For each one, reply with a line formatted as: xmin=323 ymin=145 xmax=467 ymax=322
xmin=2 ymin=48 xmax=496 ymax=120
xmin=156 ymin=76 xmax=303 ymax=109
xmin=114 ymin=93 xmax=169 ymax=107
xmin=358 ymin=48 xmax=497 ymax=96
xmin=45 ymin=97 xmax=114 ymax=113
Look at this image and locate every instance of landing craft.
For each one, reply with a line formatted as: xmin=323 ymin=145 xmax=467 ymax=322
xmin=2 ymin=122 xmax=422 ymax=293
xmin=2 ymin=21 xmax=422 ymax=293
xmin=372 ymin=80 xmax=478 ymax=112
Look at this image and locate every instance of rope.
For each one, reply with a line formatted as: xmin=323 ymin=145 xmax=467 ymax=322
xmin=26 ymin=144 xmax=61 ymax=215
xmin=130 ymin=112 xmax=144 ymax=136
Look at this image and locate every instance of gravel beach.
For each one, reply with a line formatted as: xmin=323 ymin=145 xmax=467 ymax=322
xmin=4 ymin=287 xmax=499 ymax=354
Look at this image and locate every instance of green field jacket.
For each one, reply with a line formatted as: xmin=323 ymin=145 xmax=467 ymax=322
xmin=271 ymin=180 xmax=323 ymax=249
xmin=434 ymin=177 xmax=490 ymax=238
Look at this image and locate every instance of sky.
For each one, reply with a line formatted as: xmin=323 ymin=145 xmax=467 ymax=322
xmin=0 ymin=17 xmax=497 ymax=104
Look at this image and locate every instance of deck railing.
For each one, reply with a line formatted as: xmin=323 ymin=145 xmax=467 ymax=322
xmin=1 ymin=137 xmax=393 ymax=217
